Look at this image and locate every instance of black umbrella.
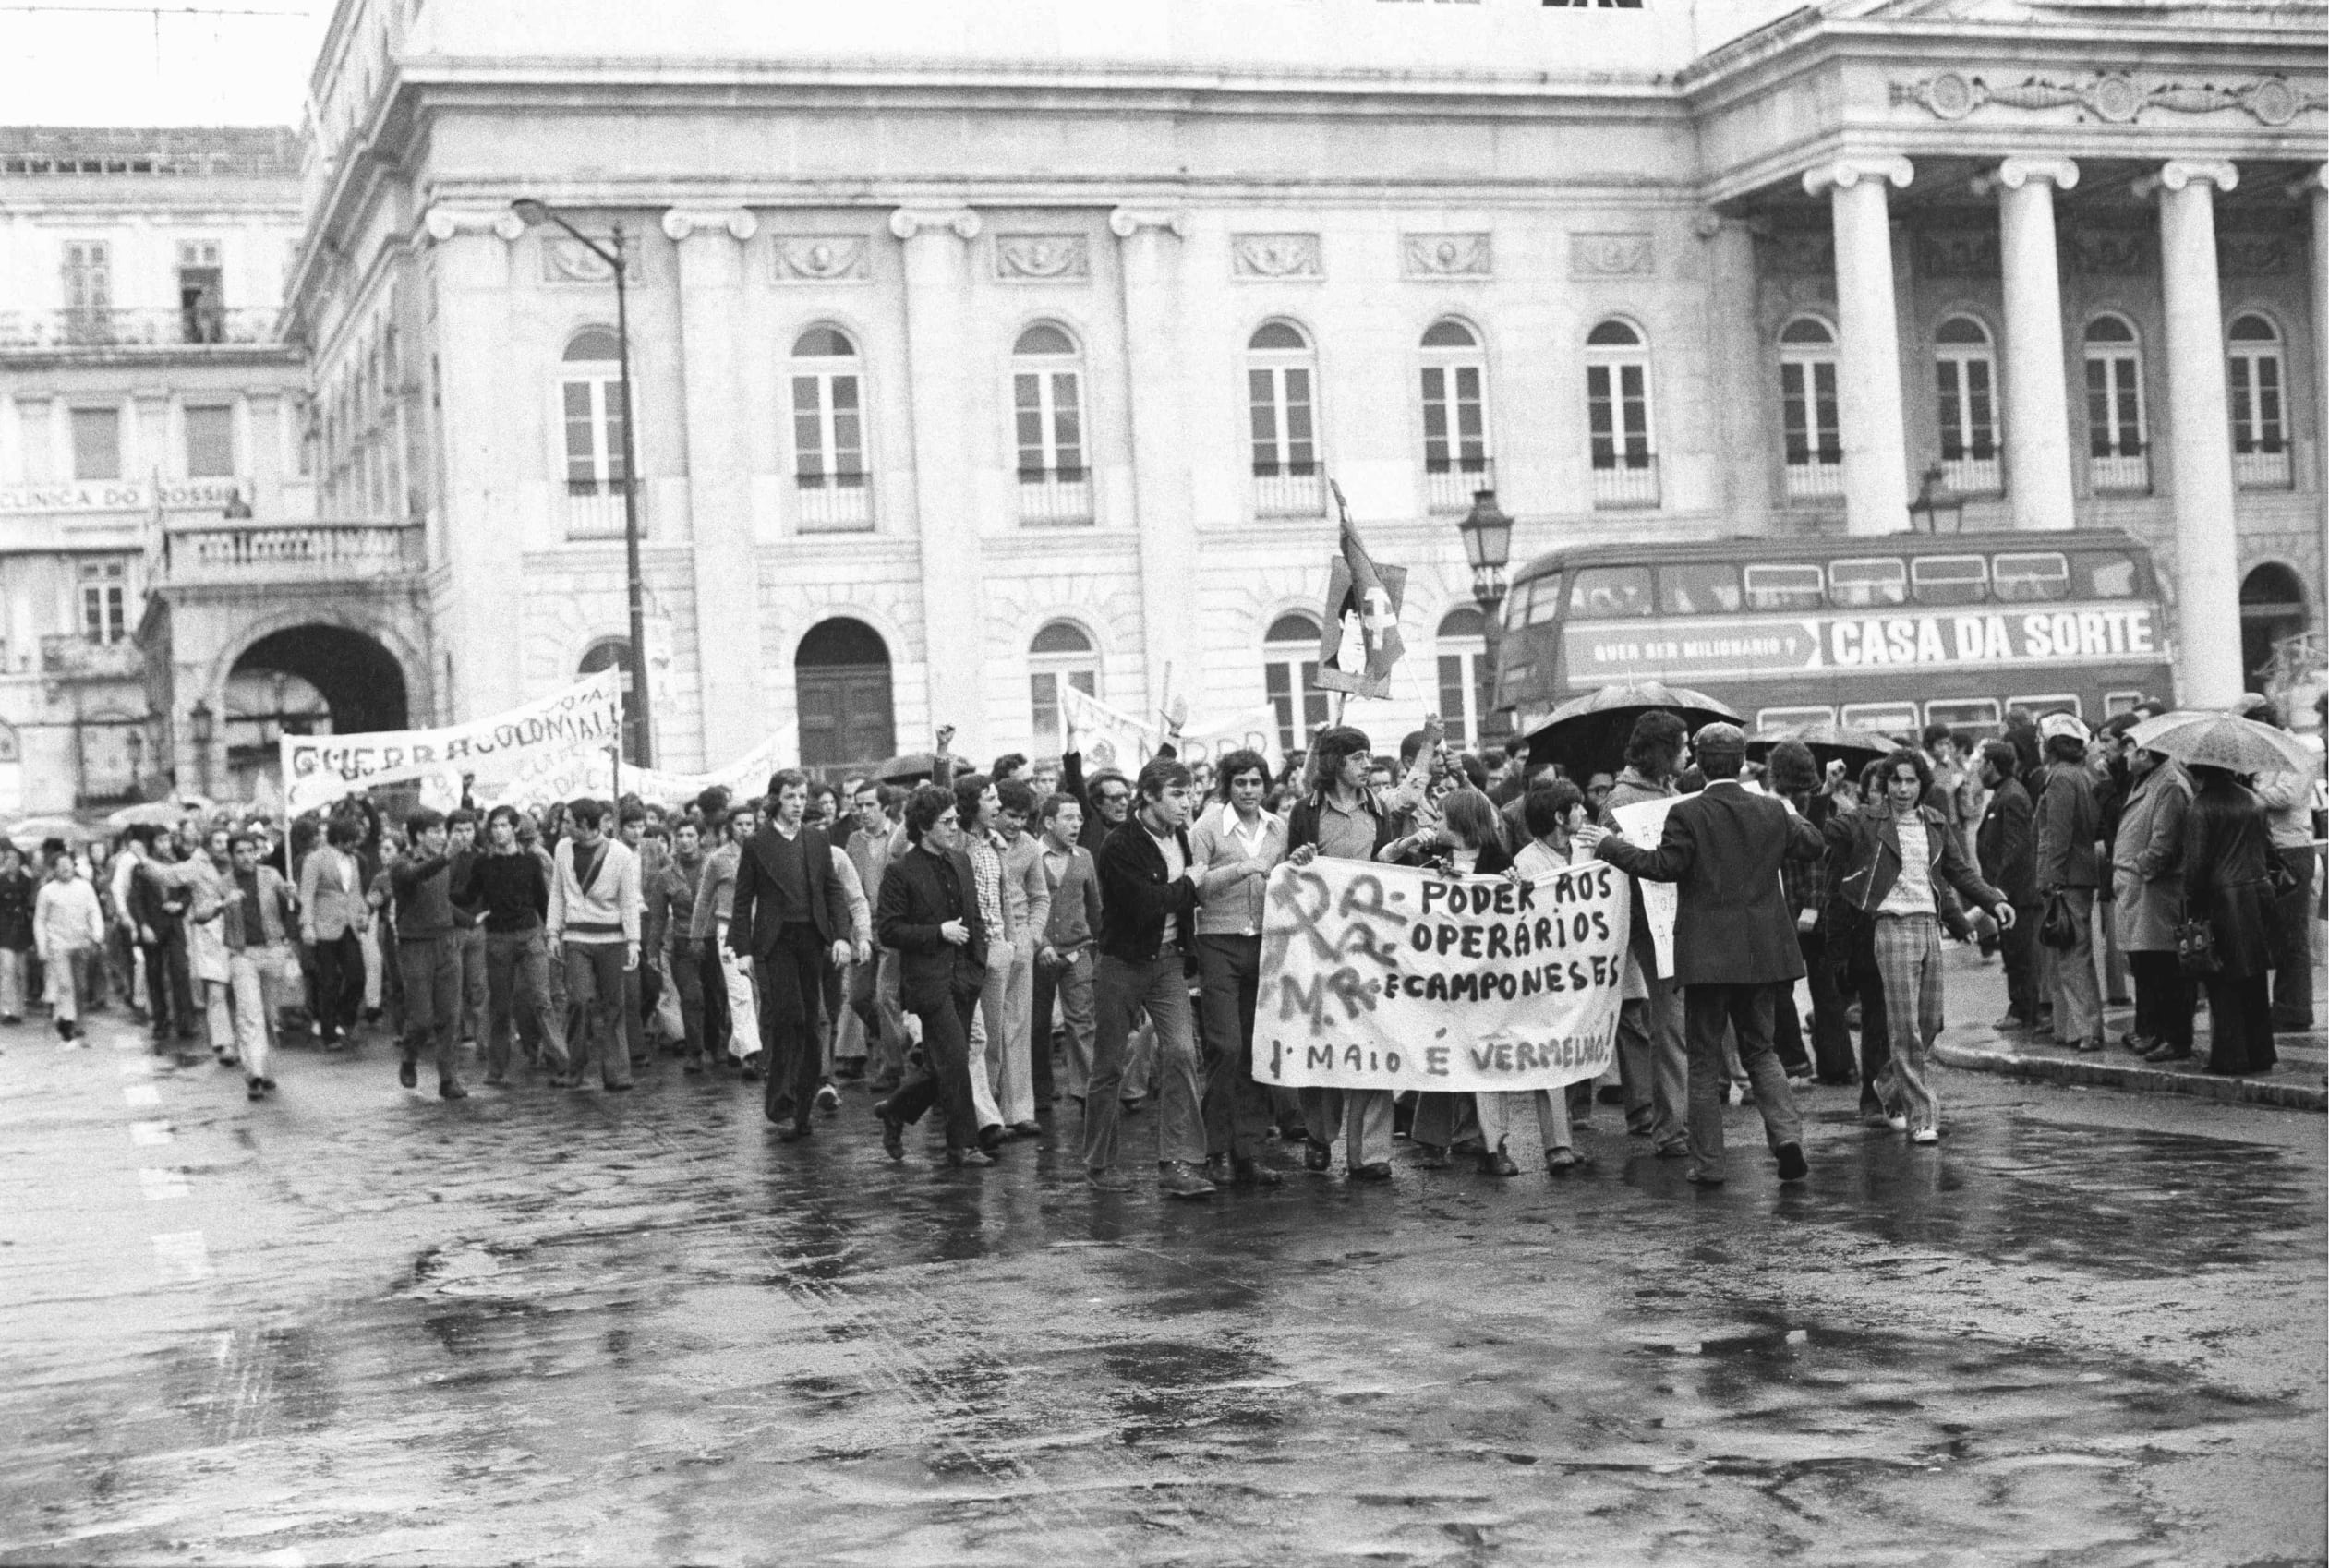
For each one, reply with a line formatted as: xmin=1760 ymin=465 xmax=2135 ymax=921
xmin=1522 ymin=682 xmax=1742 ymax=778
xmin=873 ymin=751 xmax=940 ymax=785
xmin=1745 ymin=721 xmax=1897 ymax=770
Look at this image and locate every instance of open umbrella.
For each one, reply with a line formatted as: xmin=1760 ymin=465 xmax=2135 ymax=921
xmin=1522 ymin=682 xmax=1742 ymax=778
xmin=873 ymin=751 xmax=940 ymax=785
xmin=105 ymin=800 xmax=197 ymax=832
xmin=5 ymin=814 xmax=94 ymax=850
xmin=2126 ymin=710 xmax=2316 ymax=776
xmin=1746 ymin=721 xmax=1897 ymax=770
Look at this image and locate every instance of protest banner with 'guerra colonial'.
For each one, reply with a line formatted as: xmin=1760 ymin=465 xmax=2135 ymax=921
xmin=1255 ymin=855 xmax=1629 ymax=1094
xmin=280 ymin=671 xmax=622 ymax=814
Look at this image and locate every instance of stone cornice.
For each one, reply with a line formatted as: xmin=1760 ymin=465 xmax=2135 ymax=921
xmin=659 ymin=207 xmax=757 ymax=242
xmin=1108 ymin=207 xmax=1189 ymax=240
xmin=1803 ymin=155 xmax=1913 ymax=199
xmin=2134 ymin=159 xmax=2241 ymax=199
xmin=887 ymin=206 xmax=982 ymax=242
xmin=421 ymin=204 xmax=525 ymax=244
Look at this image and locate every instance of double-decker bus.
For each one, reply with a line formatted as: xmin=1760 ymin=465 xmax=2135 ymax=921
xmin=1493 ymin=529 xmax=2175 ymax=741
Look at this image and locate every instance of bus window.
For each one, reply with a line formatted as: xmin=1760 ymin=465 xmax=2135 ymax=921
xmin=2072 ymin=550 xmax=2139 ymax=599
xmin=1514 ymin=574 xmax=1563 ymax=626
xmin=2105 ymin=690 xmax=2147 ymax=717
xmin=1840 ymin=701 xmax=1919 ymax=737
xmin=1501 ymin=578 xmax=1533 ymax=633
xmin=1910 ymin=553 xmax=1988 ymax=607
xmin=1829 ymin=558 xmax=1908 ymax=608
xmin=1756 ymin=706 xmax=1835 ymax=732
xmin=1658 ymin=562 xmax=1742 ymax=616
xmin=1994 ymin=551 xmax=2070 ymax=602
xmin=1570 ymin=566 xmax=1653 ymax=619
xmin=1743 ymin=562 xmax=1824 ymax=612
xmin=2009 ymin=693 xmax=2081 ymax=718
xmin=1925 ymin=698 xmax=2000 ymax=738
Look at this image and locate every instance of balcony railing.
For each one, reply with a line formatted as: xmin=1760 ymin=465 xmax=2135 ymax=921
xmin=1784 ymin=454 xmax=1845 ymax=500
xmin=796 ymin=472 xmax=874 ymax=532
xmin=2088 ymin=450 xmax=2150 ymax=494
xmin=1016 ymin=467 xmax=1092 ymax=525
xmin=562 ymin=481 xmax=637 ymax=540
xmin=1591 ymin=454 xmax=1660 ymax=510
xmin=2234 ymin=446 xmax=2291 ymax=489
xmin=40 ymin=633 xmax=144 ymax=681
xmin=1940 ymin=453 xmax=2003 ymax=495
xmin=0 ymin=307 xmax=282 ymax=350
xmin=158 ymin=520 xmax=425 ymax=585
xmin=1253 ymin=464 xmax=1323 ymax=517
xmin=1424 ymin=454 xmax=1494 ymax=514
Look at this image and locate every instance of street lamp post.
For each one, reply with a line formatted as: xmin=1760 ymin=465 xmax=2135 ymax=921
xmin=1906 ymin=463 xmax=1966 ymax=535
xmin=511 ymin=199 xmax=654 ymax=768
xmin=1455 ymin=488 xmax=1514 ymax=744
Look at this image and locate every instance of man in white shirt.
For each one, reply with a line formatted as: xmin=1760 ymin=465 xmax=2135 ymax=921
xmin=548 ymin=798 xmax=643 ymax=1092
xmin=1186 ymin=748 xmax=1289 ymax=1187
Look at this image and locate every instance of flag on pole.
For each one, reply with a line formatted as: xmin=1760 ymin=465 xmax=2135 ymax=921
xmin=1315 ymin=478 xmax=1406 ymax=698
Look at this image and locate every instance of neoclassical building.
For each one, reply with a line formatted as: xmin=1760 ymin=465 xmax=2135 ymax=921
xmin=259 ymin=0 xmax=2323 ymax=785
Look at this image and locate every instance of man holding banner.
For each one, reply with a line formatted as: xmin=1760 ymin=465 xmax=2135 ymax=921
xmin=1579 ymin=722 xmax=1822 ymax=1188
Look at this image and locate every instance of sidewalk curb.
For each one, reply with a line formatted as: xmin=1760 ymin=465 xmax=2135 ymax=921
xmin=1934 ymin=1034 xmax=2328 ymax=1112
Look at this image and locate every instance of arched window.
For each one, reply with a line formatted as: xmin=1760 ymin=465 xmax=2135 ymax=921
xmin=1027 ymin=620 xmax=1100 ymax=750
xmin=1934 ymin=315 xmax=2001 ymax=495
xmin=1435 ymin=607 xmax=1499 ymax=748
xmin=790 ymin=325 xmax=870 ymax=531
xmin=1585 ymin=319 xmax=1658 ymax=509
xmin=2227 ymin=314 xmax=2289 ymax=488
xmin=1778 ymin=316 xmax=1842 ymax=500
xmin=1013 ymin=322 xmax=1092 ymax=524
xmin=2083 ymin=314 xmax=2148 ymax=493
xmin=1419 ymin=319 xmax=1490 ymax=513
xmin=1263 ymin=612 xmax=1330 ymax=754
xmin=579 ymin=636 xmax=642 ymax=764
xmin=559 ymin=327 xmax=631 ymax=539
xmin=1248 ymin=320 xmax=1323 ymax=516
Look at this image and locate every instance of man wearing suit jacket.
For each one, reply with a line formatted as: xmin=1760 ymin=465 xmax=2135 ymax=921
xmin=730 ymin=768 xmax=854 ymax=1138
xmin=872 ymin=783 xmax=990 ymax=1166
xmin=1581 ymin=723 xmax=1824 ymax=1187
xmin=297 ymin=814 xmax=371 ymax=1047
xmin=1973 ymin=740 xmax=2039 ymax=1031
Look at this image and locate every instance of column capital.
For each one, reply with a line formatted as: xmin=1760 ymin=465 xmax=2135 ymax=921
xmin=660 ymin=207 xmax=756 ymax=243
xmin=2135 ymin=159 xmax=2239 ymax=199
xmin=422 ymin=204 xmax=525 ymax=245
xmin=2288 ymin=164 xmax=2329 ymax=199
xmin=1803 ymin=154 xmax=1913 ymax=198
xmin=888 ymin=206 xmax=981 ymax=242
xmin=1993 ymin=155 xmax=2080 ymax=193
xmin=1108 ymin=207 xmax=1189 ymax=241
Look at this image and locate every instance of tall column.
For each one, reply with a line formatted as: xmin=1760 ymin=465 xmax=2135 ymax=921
xmin=890 ymin=206 xmax=987 ymax=754
xmin=1990 ymin=157 xmax=2080 ymax=530
xmin=663 ymin=206 xmax=762 ymax=768
xmin=421 ymin=204 xmax=526 ymax=721
xmin=1110 ymin=207 xmax=1197 ymax=716
xmin=2139 ymin=160 xmax=2242 ymax=708
xmin=1697 ymin=212 xmax=1772 ymax=536
xmin=2300 ymin=166 xmax=2328 ymax=613
xmin=1805 ymin=156 xmax=1915 ymax=536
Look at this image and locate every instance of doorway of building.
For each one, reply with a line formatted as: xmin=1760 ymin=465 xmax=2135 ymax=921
xmin=224 ymin=624 xmax=408 ymax=802
xmin=795 ymin=618 xmax=895 ymax=778
xmin=2239 ymin=562 xmax=2310 ymax=692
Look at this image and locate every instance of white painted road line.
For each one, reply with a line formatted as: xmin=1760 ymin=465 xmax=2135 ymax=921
xmin=151 ymin=1231 xmax=211 ymax=1282
xmin=122 ymin=1084 xmax=161 ymax=1107
xmin=128 ymin=1120 xmax=174 ymax=1147
xmin=138 ymin=1167 xmax=189 ymax=1200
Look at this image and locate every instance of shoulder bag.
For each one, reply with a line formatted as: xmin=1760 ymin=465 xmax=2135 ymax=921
xmin=2037 ymin=888 xmax=2081 ymax=952
xmin=2174 ymin=915 xmax=2222 ymax=978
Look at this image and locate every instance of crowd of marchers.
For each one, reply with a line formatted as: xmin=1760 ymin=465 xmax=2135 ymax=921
xmin=1 ymin=695 xmax=2315 ymax=1198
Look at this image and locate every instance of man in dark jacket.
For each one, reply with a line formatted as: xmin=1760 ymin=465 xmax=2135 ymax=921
xmin=730 ymin=768 xmax=854 ymax=1138
xmin=1085 ymin=756 xmax=1213 ymax=1200
xmin=2032 ymin=715 xmax=2106 ymax=1052
xmin=1581 ymin=723 xmax=1823 ymax=1187
xmin=1974 ymin=739 xmax=2039 ymax=1030
xmin=873 ymin=784 xmax=988 ymax=1167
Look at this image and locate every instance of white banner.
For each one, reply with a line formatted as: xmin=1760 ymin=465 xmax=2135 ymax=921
xmin=1255 ymin=855 xmax=1629 ymax=1093
xmin=1062 ymin=686 xmax=1281 ymax=775
xmin=1609 ymin=796 xmax=1680 ymax=976
xmin=280 ymin=672 xmax=622 ymax=815
xmin=482 ymin=735 xmax=785 ymax=811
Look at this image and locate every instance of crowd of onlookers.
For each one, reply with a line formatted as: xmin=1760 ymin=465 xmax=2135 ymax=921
xmin=0 ymin=693 xmax=2315 ymax=1188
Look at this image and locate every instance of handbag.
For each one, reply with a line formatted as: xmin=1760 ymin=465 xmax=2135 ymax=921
xmin=2174 ymin=915 xmax=2222 ymax=978
xmin=2037 ymin=889 xmax=2081 ymax=952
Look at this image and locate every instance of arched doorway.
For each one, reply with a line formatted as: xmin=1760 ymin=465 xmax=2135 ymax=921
xmin=795 ymin=618 xmax=894 ymax=778
xmin=2239 ymin=563 xmax=2309 ymax=691
xmin=226 ymin=624 xmax=408 ymax=802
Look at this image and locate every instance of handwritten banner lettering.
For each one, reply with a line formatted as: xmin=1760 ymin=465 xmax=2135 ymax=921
xmin=280 ymin=672 xmax=622 ymax=814
xmin=1256 ymin=856 xmax=1629 ymax=1093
